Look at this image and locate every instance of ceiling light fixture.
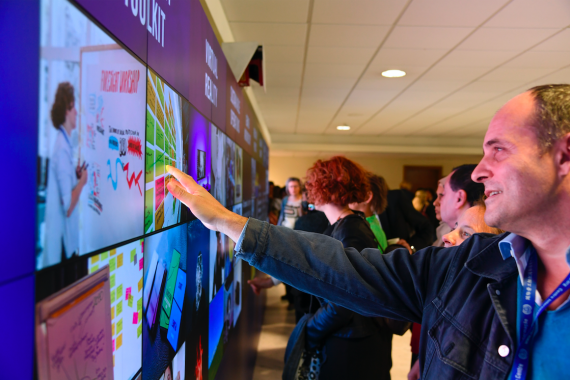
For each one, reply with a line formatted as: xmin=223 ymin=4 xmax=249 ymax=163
xmin=382 ymin=69 xmax=406 ymax=78
xmin=337 ymin=125 xmax=350 ymax=131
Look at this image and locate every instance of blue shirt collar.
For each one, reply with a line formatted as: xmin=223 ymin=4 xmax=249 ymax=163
xmin=499 ymin=233 xmax=570 ymax=286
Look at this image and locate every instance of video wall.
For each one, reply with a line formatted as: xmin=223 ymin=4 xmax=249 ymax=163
xmin=29 ymin=0 xmax=270 ymax=379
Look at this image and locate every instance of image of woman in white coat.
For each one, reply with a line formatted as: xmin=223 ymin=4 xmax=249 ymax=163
xmin=42 ymin=82 xmax=87 ymax=269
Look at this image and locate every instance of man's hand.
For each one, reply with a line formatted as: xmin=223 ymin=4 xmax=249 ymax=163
xmin=166 ymin=165 xmax=247 ymax=242
xmin=247 ymin=277 xmax=275 ymax=295
xmin=397 ymin=239 xmax=413 ymax=254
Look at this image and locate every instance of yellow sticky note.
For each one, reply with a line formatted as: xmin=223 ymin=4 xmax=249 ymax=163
xmin=90 ymin=265 xmax=99 ymax=274
xmin=109 ymin=258 xmax=116 ymax=272
xmin=117 ymin=253 xmax=124 ymax=268
xmin=113 ymin=355 xmax=115 ymax=367
xmin=111 ymin=248 xmax=116 ymax=256
xmin=116 ymin=333 xmax=123 ymax=350
xmin=128 ymin=294 xmax=133 ymax=308
xmin=110 ymin=290 xmax=116 ymax=304
xmin=137 ymin=298 xmax=142 ymax=313
xmin=131 ymin=248 xmax=136 ymax=263
xmin=138 ymin=277 xmax=143 ymax=292
xmin=117 ymin=319 xmax=123 ymax=334
xmin=91 ymin=255 xmax=100 ymax=264
xmin=112 ymin=323 xmax=115 ymax=336
xmin=111 ymin=306 xmax=115 ymax=320
xmin=117 ymin=284 xmax=123 ymax=300
xmin=110 ymin=274 xmax=116 ymax=288
xmin=116 ymin=301 xmax=123 ymax=316
xmin=137 ymin=324 xmax=142 ymax=338
xmin=101 ymin=251 xmax=109 ymax=260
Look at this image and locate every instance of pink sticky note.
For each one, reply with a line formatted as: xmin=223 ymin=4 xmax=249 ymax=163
xmin=139 ymin=258 xmax=143 ymax=270
xmin=133 ymin=312 xmax=138 ymax=324
xmin=125 ymin=287 xmax=132 ymax=300
xmin=112 ymin=339 xmax=116 ymax=352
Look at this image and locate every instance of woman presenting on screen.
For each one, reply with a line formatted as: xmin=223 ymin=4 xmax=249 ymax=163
xmin=43 ymin=82 xmax=87 ymax=267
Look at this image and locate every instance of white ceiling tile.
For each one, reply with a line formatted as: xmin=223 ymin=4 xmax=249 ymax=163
xmin=265 ymin=74 xmax=302 ymax=87
xmin=420 ymin=65 xmax=491 ymax=83
xmin=486 ymin=0 xmax=570 ymax=28
xmin=221 ymin=0 xmax=310 ymax=23
xmin=306 ymin=46 xmax=376 ymax=64
xmin=312 ymin=0 xmax=408 ymax=25
xmin=269 ymin=62 xmax=304 ymax=77
xmin=532 ymin=29 xmax=570 ymax=52
xmin=478 ymin=67 xmax=559 ymax=82
xmin=384 ymin=26 xmax=474 ymax=49
xmin=399 ymin=0 xmax=509 ymax=27
xmin=309 ymin=25 xmax=390 ymax=48
xmin=230 ymin=22 xmax=307 ymax=45
xmin=355 ymin=69 xmax=425 ymax=91
xmin=264 ymin=45 xmax=306 ymax=64
xmin=457 ymin=28 xmax=559 ymax=51
xmin=369 ymin=48 xmax=447 ymax=68
xmin=501 ymin=51 xmax=570 ymax=69
xmin=434 ymin=50 xmax=515 ymax=68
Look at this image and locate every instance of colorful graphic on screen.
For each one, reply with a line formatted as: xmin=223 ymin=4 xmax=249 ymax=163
xmin=187 ymin=106 xmax=211 ymax=191
xmin=87 ymin=240 xmax=144 ymax=380
xmin=143 ymin=224 xmax=189 ymax=379
xmin=36 ymin=0 xmax=145 ymax=270
xmin=145 ymin=69 xmax=186 ymax=233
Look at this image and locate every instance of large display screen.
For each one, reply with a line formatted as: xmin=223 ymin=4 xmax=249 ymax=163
xmin=29 ymin=0 xmax=269 ymax=379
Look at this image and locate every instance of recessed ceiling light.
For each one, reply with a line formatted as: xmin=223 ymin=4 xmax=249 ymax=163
xmin=382 ymin=69 xmax=406 ymax=78
xmin=337 ymin=125 xmax=350 ymax=131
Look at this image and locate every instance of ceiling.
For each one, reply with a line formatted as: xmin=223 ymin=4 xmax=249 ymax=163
xmin=213 ymin=0 xmax=570 ymax=155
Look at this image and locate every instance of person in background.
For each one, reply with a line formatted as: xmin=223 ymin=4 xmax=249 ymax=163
xmin=277 ymin=177 xmax=303 ymax=228
xmin=438 ymin=164 xmax=485 ymax=234
xmin=408 ymin=199 xmax=504 ymax=380
xmin=379 ymin=186 xmax=433 ymax=251
xmin=349 ymin=173 xmax=389 ymax=251
xmin=432 ymin=176 xmax=452 ymax=247
xmin=43 ymin=82 xmax=87 ymax=268
xmin=268 ymin=181 xmax=279 ymax=225
xmin=399 ymin=180 xmax=414 ymax=201
xmin=412 ymin=189 xmax=429 ymax=213
xmin=301 ymin=156 xmax=395 ymax=380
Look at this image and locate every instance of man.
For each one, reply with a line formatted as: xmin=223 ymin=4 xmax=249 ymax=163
xmin=165 ymin=84 xmax=570 ymax=380
xmin=432 ymin=176 xmax=451 ymax=247
xmin=432 ymin=165 xmax=485 ymax=247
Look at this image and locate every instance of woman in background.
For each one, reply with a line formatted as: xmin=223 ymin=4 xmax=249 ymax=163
xmin=302 ymin=156 xmax=394 ymax=380
xmin=277 ymin=177 xmax=304 ymax=228
xmin=43 ymin=82 xmax=87 ymax=268
xmin=349 ymin=172 xmax=389 ymax=251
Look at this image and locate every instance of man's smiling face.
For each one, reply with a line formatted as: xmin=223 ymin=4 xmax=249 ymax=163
xmin=472 ymin=92 xmax=558 ymax=233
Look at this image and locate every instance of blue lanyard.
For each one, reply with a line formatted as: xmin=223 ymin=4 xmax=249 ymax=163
xmin=510 ymin=248 xmax=570 ymax=380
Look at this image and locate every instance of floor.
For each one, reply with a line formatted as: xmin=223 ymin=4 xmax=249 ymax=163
xmin=253 ymin=284 xmax=412 ymax=380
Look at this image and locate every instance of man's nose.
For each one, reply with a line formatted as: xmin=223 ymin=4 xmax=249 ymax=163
xmin=442 ymin=232 xmax=455 ymax=247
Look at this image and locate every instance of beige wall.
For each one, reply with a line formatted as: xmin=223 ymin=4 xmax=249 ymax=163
xmin=269 ymin=153 xmax=483 ymax=189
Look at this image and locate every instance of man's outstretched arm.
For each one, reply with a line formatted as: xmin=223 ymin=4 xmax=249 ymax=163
xmin=166 ymin=165 xmax=453 ymax=323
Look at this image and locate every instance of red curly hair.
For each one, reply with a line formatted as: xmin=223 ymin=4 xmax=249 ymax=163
xmin=305 ymin=156 xmax=370 ymax=206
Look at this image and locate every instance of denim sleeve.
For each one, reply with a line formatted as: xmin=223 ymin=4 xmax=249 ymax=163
xmin=235 ymin=218 xmax=457 ymax=323
xmin=305 ymin=302 xmax=354 ymax=349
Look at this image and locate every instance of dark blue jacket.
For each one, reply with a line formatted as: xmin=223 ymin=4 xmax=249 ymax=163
xmin=236 ymin=218 xmax=519 ymax=380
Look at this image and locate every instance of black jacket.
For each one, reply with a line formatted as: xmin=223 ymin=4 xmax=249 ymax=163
xmin=305 ymin=213 xmax=392 ymax=380
xmin=380 ymin=189 xmax=433 ymax=250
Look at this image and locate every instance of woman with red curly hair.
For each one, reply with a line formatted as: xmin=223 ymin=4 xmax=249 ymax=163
xmin=299 ymin=156 xmax=395 ymax=380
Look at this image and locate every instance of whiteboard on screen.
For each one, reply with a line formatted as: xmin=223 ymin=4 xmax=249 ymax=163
xmin=79 ymin=44 xmax=146 ymax=254
xmin=35 ymin=266 xmax=113 ymax=380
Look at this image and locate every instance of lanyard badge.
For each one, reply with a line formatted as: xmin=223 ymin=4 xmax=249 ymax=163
xmin=510 ymin=248 xmax=570 ymax=380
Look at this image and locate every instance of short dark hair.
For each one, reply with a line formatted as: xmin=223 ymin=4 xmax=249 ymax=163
xmin=285 ymin=177 xmax=302 ymax=196
xmin=367 ymin=173 xmax=389 ymax=215
xmin=528 ymin=84 xmax=570 ymax=153
xmin=51 ymin=82 xmax=75 ymax=129
xmin=449 ymin=164 xmax=485 ymax=207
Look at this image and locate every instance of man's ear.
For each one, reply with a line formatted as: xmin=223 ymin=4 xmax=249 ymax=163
xmin=555 ymin=132 xmax=570 ymax=177
xmin=456 ymin=189 xmax=468 ymax=209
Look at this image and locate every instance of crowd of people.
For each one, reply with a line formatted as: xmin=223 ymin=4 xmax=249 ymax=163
xmin=165 ymin=84 xmax=570 ymax=380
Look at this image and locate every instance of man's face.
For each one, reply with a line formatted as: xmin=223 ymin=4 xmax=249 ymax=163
xmin=439 ymin=172 xmax=462 ymax=227
xmin=433 ymin=178 xmax=447 ymax=221
xmin=472 ymin=92 xmax=558 ymax=233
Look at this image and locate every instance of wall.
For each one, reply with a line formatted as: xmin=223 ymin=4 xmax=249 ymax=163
xmin=269 ymin=153 xmax=484 ymax=189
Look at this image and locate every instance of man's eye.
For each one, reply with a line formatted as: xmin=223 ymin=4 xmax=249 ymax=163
xmin=462 ymin=231 xmax=472 ymax=238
